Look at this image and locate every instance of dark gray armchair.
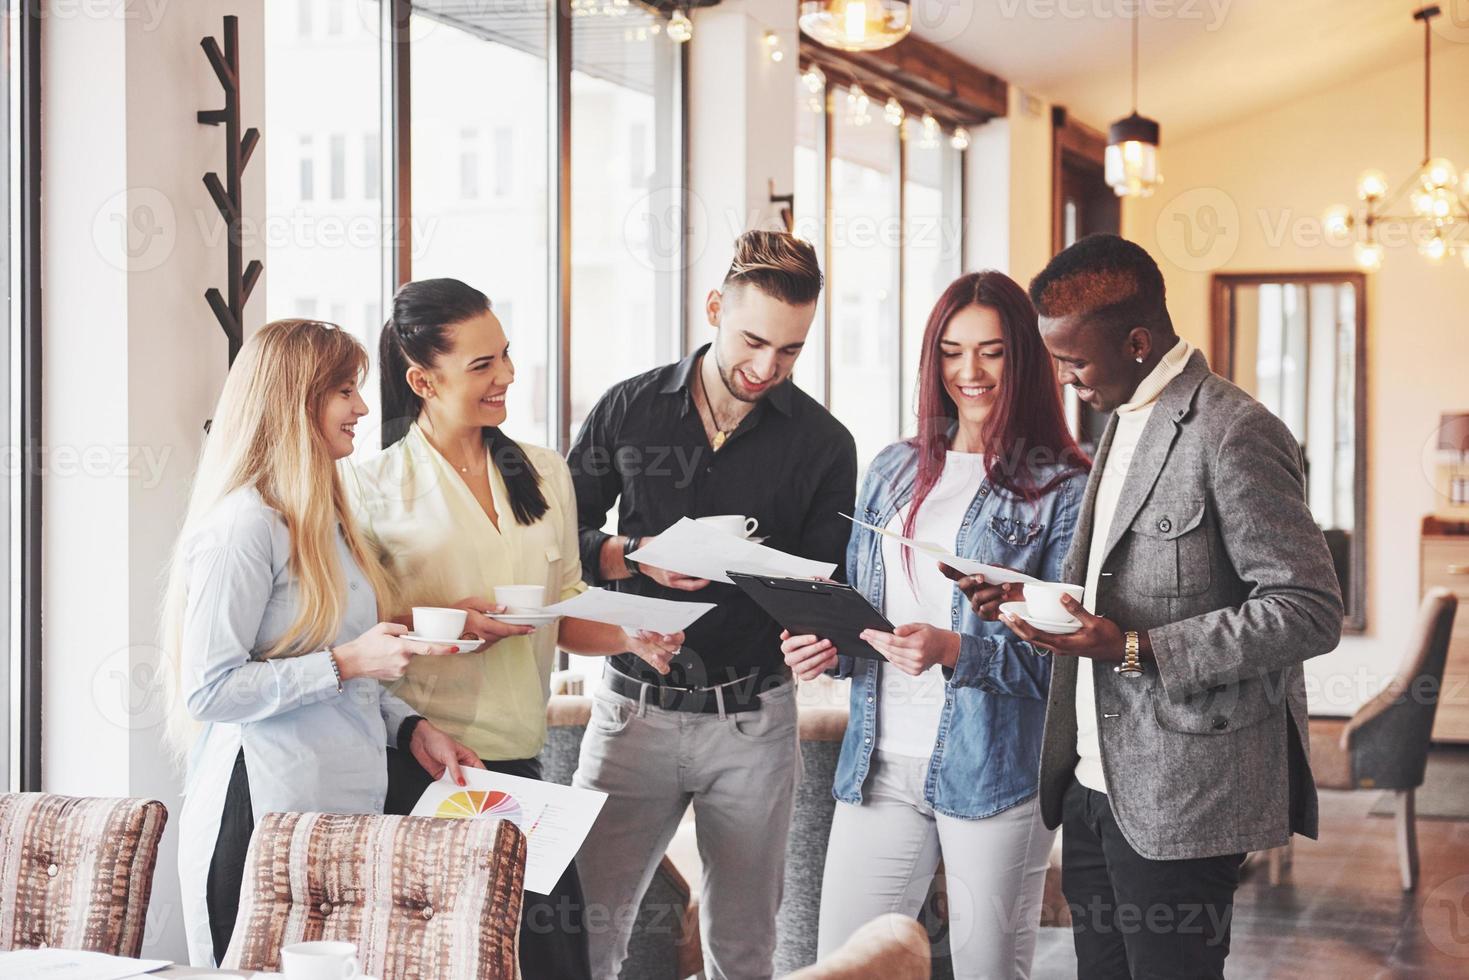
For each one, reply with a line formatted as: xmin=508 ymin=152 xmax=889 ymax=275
xmin=1307 ymin=587 xmax=1459 ymax=890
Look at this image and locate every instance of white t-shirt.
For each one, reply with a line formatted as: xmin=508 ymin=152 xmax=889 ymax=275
xmin=1075 ymin=339 xmax=1193 ymax=793
xmin=877 ymin=451 xmax=986 ymax=759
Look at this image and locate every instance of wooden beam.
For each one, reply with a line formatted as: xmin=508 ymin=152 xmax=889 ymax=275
xmin=799 ymin=31 xmax=1007 ymax=127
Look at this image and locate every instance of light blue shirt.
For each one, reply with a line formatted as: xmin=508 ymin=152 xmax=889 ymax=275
xmin=179 ymin=486 xmax=416 ymax=821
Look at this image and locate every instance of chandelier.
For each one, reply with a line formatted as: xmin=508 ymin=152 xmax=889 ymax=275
xmin=1324 ymin=5 xmax=1469 ymax=271
xmin=798 ymin=1 xmax=911 ymax=53
xmin=1105 ymin=9 xmax=1162 ymax=198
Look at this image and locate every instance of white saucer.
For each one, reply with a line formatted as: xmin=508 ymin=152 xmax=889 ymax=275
xmin=999 ymin=602 xmax=1083 ymax=635
xmin=403 ymin=633 xmax=485 ymax=652
xmin=489 ymin=612 xmax=561 ymax=627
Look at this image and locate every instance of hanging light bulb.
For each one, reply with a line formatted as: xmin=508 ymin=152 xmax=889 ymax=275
xmin=763 ymin=30 xmax=784 ymax=63
xmin=1423 ymin=157 xmax=1458 ymax=189
xmin=950 ymin=126 xmax=970 ymax=151
xmin=802 ymin=65 xmax=825 ymax=93
xmin=1322 ymin=204 xmax=1353 ymax=239
xmin=1354 ymin=240 xmax=1385 ymax=272
xmin=798 ymin=1 xmax=912 ymax=52
xmin=1420 ymin=231 xmax=1448 ymax=262
xmin=1105 ymin=10 xmax=1162 ymax=197
xmin=846 ymin=84 xmax=871 ymax=126
xmin=667 ymin=7 xmax=692 ymax=43
xmin=1356 ymin=169 xmax=1389 ymax=202
xmin=919 ymin=112 xmax=939 ymax=149
xmin=884 ymin=97 xmax=904 ymax=127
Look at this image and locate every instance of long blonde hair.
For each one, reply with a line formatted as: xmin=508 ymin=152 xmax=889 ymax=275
xmin=160 ymin=320 xmax=393 ymax=759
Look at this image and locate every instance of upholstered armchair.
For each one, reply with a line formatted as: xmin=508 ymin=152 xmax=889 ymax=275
xmin=1307 ymin=587 xmax=1459 ymax=890
xmin=0 ymin=793 xmax=167 ymax=957
xmin=785 ymin=913 xmax=931 ymax=980
xmin=223 ymin=811 xmax=526 ymax=979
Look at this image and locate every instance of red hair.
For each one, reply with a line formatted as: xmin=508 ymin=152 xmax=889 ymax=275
xmin=901 ymin=272 xmax=1089 ymax=578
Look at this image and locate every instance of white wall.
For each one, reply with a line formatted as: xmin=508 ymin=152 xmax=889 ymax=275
xmin=685 ymin=0 xmax=799 ymax=348
xmin=43 ymin=0 xmax=264 ymax=960
xmin=1126 ymin=46 xmax=1469 ymax=714
xmin=964 ymin=85 xmax=1056 ymax=285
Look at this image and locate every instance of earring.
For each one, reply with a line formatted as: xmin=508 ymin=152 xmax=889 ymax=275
xmin=1135 ymin=357 xmax=1144 ymax=363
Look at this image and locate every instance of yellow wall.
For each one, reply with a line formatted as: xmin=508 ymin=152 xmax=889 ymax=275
xmin=1127 ymin=46 xmax=1469 ymax=712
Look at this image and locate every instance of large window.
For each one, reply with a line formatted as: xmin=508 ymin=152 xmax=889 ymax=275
xmin=1 ymin=0 xmax=17 ymax=790
xmin=265 ymin=0 xmax=384 ymax=456
xmin=569 ymin=9 xmax=682 ymax=436
xmin=794 ymin=71 xmax=967 ymax=469
xmin=265 ymin=2 xmax=685 ymax=457
xmin=410 ymin=4 xmax=551 ymax=449
xmin=828 ymin=87 xmax=900 ymax=471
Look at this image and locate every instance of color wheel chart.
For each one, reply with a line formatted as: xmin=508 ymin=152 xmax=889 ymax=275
xmin=435 ymin=789 xmax=524 ymax=827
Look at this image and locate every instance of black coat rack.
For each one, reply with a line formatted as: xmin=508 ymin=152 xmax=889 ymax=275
xmin=198 ymin=15 xmax=261 ymax=367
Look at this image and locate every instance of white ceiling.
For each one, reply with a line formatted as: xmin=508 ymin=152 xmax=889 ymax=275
xmin=912 ymin=0 xmax=1445 ymax=139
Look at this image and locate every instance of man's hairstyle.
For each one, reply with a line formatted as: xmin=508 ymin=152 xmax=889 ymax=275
xmin=1028 ymin=234 xmax=1173 ymax=339
xmin=722 ymin=230 xmax=824 ymax=306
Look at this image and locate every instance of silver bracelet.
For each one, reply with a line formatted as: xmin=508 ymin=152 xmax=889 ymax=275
xmin=327 ymin=646 xmax=344 ymax=692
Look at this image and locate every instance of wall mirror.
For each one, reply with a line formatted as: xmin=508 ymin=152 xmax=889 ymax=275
xmin=1211 ymin=272 xmax=1367 ymax=632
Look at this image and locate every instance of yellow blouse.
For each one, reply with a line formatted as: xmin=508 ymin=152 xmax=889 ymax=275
xmin=346 ymin=424 xmax=587 ymax=760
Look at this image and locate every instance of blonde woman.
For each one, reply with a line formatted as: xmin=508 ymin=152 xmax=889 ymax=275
xmin=165 ymin=321 xmax=483 ymax=967
xmin=349 ymin=278 xmax=683 ymax=980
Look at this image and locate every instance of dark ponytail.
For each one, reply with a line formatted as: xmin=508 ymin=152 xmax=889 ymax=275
xmin=379 ymin=278 xmax=549 ymax=526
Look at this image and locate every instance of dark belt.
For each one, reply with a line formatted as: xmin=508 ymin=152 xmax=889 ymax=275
xmin=602 ymin=665 xmax=787 ymax=714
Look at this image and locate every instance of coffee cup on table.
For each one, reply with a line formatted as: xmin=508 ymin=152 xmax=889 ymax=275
xmin=1023 ymin=582 xmax=1086 ymax=626
xmin=412 ymin=606 xmax=468 ymax=639
xmin=697 ymin=514 xmax=759 ymax=538
xmin=494 ymin=584 xmax=547 ymax=612
xmin=281 ymin=940 xmax=361 ymax=979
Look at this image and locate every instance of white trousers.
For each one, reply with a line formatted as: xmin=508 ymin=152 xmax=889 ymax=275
xmin=818 ymin=750 xmax=1054 ymax=980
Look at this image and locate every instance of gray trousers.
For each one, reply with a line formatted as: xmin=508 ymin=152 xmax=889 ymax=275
xmin=818 ymin=751 xmax=1054 ymax=980
xmin=573 ymin=676 xmax=802 ymax=980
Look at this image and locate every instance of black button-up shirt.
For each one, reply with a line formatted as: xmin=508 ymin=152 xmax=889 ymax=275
xmin=569 ymin=344 xmax=857 ymax=687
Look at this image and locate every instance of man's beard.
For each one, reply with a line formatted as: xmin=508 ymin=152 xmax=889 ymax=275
xmin=713 ymin=346 xmax=774 ymax=404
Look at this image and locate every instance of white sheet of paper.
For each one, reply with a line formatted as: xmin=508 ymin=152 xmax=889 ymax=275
xmin=410 ymin=768 xmax=607 ymax=895
xmin=841 ymin=513 xmax=1040 ymax=585
xmin=626 ymin=517 xmax=837 ymax=585
xmin=0 ymin=949 xmax=171 ymax=980
xmin=540 ymin=587 xmax=716 ymax=635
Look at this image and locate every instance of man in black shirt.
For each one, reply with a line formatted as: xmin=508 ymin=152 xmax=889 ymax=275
xmin=569 ymin=230 xmax=856 ymax=979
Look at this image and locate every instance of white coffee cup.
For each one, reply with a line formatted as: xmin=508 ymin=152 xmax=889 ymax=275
xmin=281 ymin=940 xmax=361 ymax=980
xmin=412 ymin=606 xmax=468 ymax=639
xmin=494 ymin=584 xmax=547 ymax=612
xmin=697 ymin=514 xmax=759 ymax=538
xmin=1023 ymin=582 xmax=1086 ymax=625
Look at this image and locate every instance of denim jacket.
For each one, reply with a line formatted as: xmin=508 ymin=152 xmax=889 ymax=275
xmin=832 ymin=439 xmax=1085 ymax=819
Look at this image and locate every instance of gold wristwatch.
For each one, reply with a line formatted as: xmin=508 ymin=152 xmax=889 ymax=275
xmin=1115 ymin=631 xmax=1143 ymax=677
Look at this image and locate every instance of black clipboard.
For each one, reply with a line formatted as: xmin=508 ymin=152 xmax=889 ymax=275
xmin=728 ymin=572 xmax=893 ymax=661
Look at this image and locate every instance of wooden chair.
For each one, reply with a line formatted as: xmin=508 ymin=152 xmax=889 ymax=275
xmin=222 ymin=811 xmax=525 ymax=979
xmin=1299 ymin=588 xmax=1459 ymax=890
xmin=0 ymin=793 xmax=167 ymax=957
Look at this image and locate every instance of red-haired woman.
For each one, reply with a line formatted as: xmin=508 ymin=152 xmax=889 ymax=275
xmin=781 ymin=271 xmax=1088 ymax=979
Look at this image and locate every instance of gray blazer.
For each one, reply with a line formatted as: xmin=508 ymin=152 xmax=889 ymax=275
xmin=1039 ymin=351 xmax=1344 ymax=861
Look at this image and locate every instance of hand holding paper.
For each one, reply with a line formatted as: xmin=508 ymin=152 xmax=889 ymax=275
xmin=626 ymin=517 xmax=837 ymax=585
xmin=541 ymin=587 xmax=716 ymax=635
xmin=842 ymin=513 xmax=1038 ymax=585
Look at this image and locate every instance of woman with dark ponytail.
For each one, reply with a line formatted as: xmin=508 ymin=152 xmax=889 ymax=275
xmin=349 ymin=278 xmax=682 ymax=980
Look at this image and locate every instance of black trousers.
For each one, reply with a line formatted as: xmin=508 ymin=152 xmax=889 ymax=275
xmin=206 ymin=750 xmax=255 ymax=966
xmin=386 ymin=748 xmax=593 ymax=980
xmin=1061 ymin=777 xmax=1245 ymax=980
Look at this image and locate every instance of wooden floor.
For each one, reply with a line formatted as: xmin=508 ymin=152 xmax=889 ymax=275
xmin=1031 ymin=785 xmax=1469 ymax=978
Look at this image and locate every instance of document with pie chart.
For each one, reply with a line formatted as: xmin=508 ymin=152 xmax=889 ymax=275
xmin=411 ymin=768 xmax=608 ymax=895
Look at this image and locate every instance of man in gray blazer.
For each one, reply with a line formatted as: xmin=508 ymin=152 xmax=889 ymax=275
xmin=959 ymin=235 xmax=1342 ymax=978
